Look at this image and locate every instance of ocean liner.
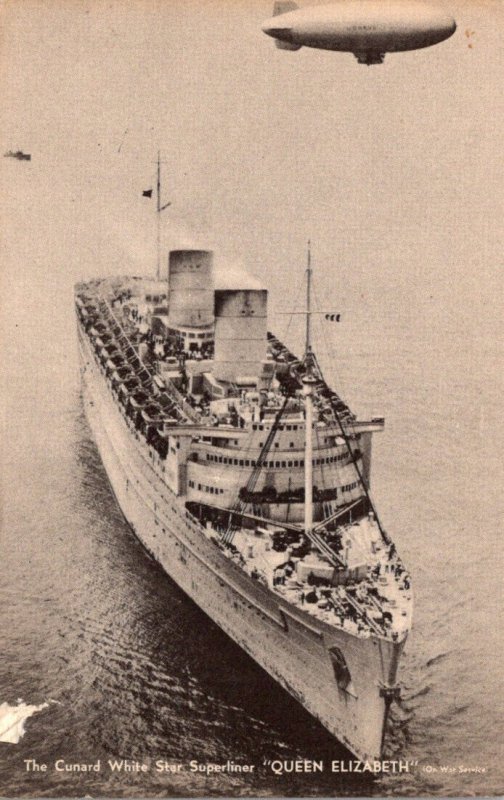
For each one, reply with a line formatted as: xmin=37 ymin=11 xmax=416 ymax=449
xmin=75 ymin=240 xmax=412 ymax=761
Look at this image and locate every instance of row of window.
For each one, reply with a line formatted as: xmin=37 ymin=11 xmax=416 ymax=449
xmin=259 ymin=440 xmax=349 ymax=451
xmin=341 ymin=481 xmax=360 ymax=493
xmin=252 ymin=423 xmax=302 ymax=432
xmin=188 ymin=480 xmax=224 ymax=495
xmin=183 ymin=331 xmax=213 ymax=340
xmin=204 ymin=452 xmax=355 ymax=469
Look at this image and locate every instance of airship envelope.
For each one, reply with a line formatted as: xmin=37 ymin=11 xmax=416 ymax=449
xmin=262 ymin=0 xmax=457 ymax=64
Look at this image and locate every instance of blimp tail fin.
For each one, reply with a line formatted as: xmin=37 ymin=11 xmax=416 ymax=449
xmin=273 ymin=1 xmax=298 ymax=16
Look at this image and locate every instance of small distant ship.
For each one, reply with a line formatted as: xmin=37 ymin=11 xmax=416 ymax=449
xmin=3 ymin=150 xmax=31 ymax=161
xmin=75 ymin=188 xmax=412 ymax=759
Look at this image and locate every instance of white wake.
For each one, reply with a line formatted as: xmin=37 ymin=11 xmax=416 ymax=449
xmin=0 ymin=700 xmax=50 ymax=743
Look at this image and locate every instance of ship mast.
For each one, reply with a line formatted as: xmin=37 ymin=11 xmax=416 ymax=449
xmin=305 ymin=241 xmax=312 ymax=361
xmin=303 ymin=241 xmax=317 ymax=536
xmin=155 ymin=151 xmax=172 ymax=281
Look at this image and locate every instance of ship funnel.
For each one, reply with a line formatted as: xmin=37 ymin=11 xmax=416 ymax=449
xmin=168 ymin=250 xmax=214 ymax=330
xmin=213 ymin=288 xmax=268 ymax=385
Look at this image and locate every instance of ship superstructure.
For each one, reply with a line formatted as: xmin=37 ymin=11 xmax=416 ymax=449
xmin=75 ymin=246 xmax=412 ymax=761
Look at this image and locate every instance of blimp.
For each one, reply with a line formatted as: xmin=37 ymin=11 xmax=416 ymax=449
xmin=262 ymin=0 xmax=457 ymax=64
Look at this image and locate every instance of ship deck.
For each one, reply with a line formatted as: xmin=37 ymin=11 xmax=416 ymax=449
xmin=75 ymin=276 xmax=412 ymax=645
xmin=199 ymin=510 xmax=412 ymax=642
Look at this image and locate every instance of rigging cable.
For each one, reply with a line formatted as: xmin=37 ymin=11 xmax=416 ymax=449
xmin=309 ymin=281 xmax=390 ymax=543
xmin=222 ymin=395 xmax=290 ymax=545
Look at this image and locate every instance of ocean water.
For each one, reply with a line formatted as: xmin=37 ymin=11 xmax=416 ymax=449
xmin=1 ymin=247 xmax=502 ymax=798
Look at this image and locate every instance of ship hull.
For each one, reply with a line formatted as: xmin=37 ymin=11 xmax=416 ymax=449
xmin=77 ymin=321 xmax=403 ymax=761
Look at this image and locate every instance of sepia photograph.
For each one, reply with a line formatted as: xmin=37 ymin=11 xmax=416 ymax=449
xmin=0 ymin=0 xmax=502 ymax=796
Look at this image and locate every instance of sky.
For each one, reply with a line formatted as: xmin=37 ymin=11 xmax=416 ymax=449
xmin=0 ymin=0 xmax=503 ymax=384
